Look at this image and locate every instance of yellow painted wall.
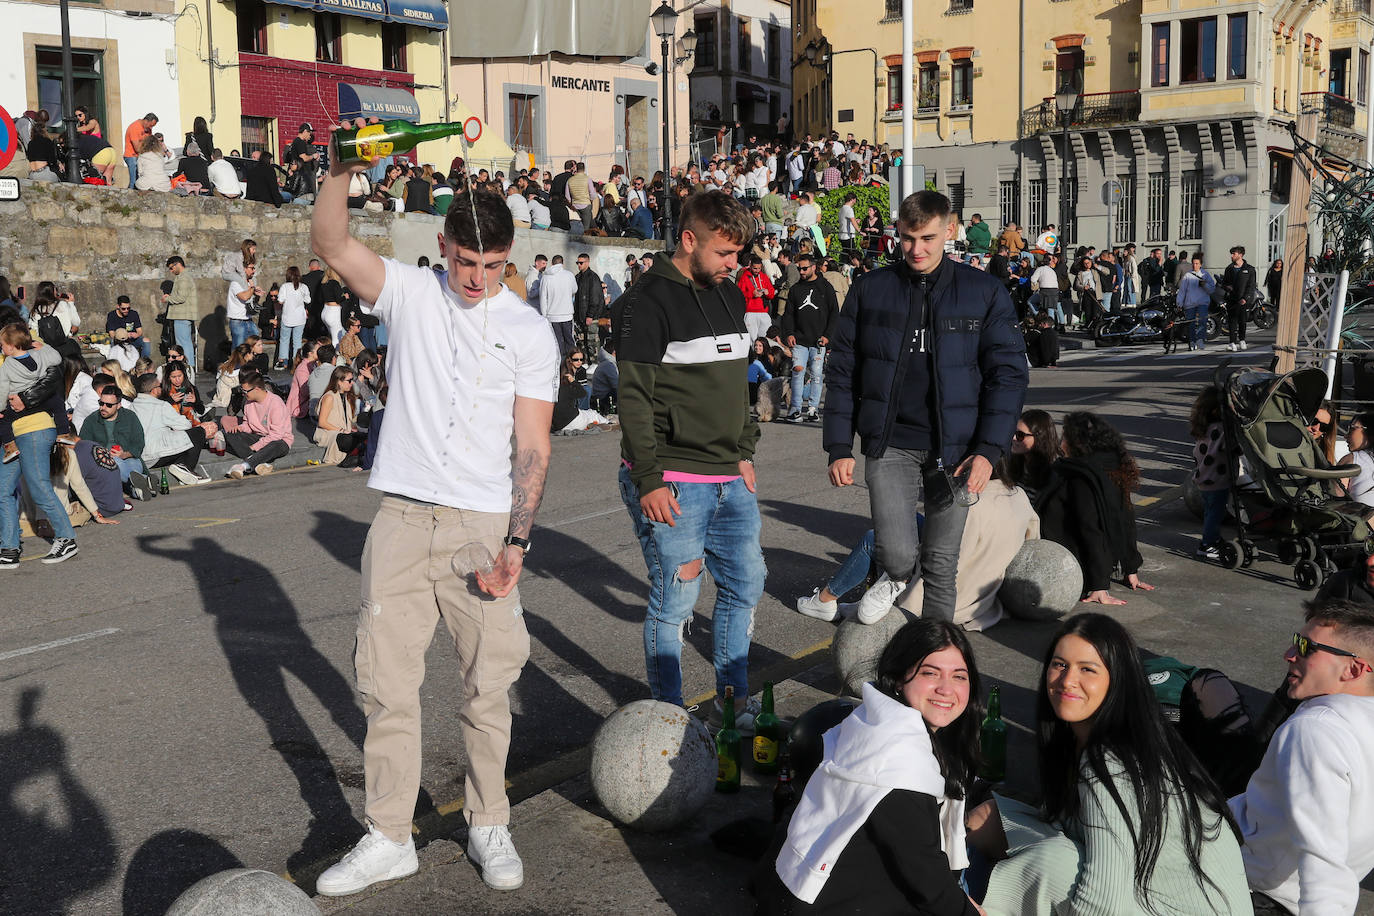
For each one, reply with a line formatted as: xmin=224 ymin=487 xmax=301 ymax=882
xmin=175 ymin=0 xmax=245 ymax=152
xmin=1145 ymin=87 xmax=1248 ymax=110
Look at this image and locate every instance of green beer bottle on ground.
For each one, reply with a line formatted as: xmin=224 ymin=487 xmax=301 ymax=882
xmin=330 ymin=120 xmax=470 ymax=166
xmin=716 ymin=686 xmax=742 ymax=794
xmin=159 ymin=468 xmax=170 ymax=495
xmin=752 ymin=682 xmax=783 ymax=775
xmin=979 ymin=685 xmax=1007 ymax=782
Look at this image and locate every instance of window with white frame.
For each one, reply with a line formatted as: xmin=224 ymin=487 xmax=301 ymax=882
xmin=1113 ymin=175 xmax=1136 ymax=246
xmin=1180 ymin=169 xmax=1203 ymax=239
xmin=1028 ymin=178 xmax=1047 ymax=235
xmin=999 ymin=178 xmax=1019 ymax=228
xmin=1147 ymin=172 xmax=1168 ymax=242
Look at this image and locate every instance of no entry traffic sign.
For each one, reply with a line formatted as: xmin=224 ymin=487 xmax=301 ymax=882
xmin=0 ymin=106 xmax=17 ymax=172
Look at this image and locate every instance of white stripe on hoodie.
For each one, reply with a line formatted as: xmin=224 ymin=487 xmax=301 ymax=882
xmin=775 ymin=682 xmax=968 ymax=904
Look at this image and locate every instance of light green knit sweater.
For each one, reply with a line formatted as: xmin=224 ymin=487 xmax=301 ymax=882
xmin=983 ymin=757 xmax=1252 ymax=916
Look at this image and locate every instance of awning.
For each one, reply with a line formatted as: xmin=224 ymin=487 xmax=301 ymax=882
xmin=338 ymin=83 xmax=421 ymax=122
xmin=263 ymin=0 xmax=447 ymax=29
xmin=735 ymin=82 xmax=769 ymax=103
xmin=385 ymin=0 xmax=447 ymax=29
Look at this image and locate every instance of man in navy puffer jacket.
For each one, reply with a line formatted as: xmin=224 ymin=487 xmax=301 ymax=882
xmin=823 ymin=190 xmax=1028 ymax=624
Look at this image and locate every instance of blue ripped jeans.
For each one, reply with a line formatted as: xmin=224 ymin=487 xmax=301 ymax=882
xmin=618 ymin=465 xmax=766 ymax=707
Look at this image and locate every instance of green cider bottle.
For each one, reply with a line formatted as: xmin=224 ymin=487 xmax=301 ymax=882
xmin=159 ymin=468 xmax=170 ymax=495
xmin=979 ymin=685 xmax=1008 ymax=782
xmin=715 ymin=686 xmax=742 ymax=794
xmin=752 ymin=682 xmax=783 ymax=775
xmin=330 ymin=120 xmax=471 ymax=166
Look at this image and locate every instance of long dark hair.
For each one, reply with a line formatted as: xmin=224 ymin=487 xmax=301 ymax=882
xmin=874 ymin=619 xmax=982 ymax=799
xmin=1062 ymin=411 xmax=1140 ymax=498
xmin=1009 ymin=408 xmax=1060 ymax=492
xmin=62 ymin=355 xmax=90 ymax=398
xmin=1037 ymin=614 xmax=1241 ymax=911
xmin=1188 ymin=386 xmax=1222 ymax=440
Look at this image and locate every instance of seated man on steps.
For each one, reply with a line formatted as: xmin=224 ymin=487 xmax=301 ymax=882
xmin=221 ymin=368 xmax=293 ymax=478
xmin=127 ymin=373 xmax=215 ymax=486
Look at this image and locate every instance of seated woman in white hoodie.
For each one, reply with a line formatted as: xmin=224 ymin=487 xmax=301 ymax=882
xmin=756 ymin=619 xmax=985 ymax=915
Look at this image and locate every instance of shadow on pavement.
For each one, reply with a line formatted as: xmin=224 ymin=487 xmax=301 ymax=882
xmin=310 ymin=510 xmax=372 ymax=573
xmin=137 ymin=533 xmax=367 ymax=892
xmin=121 ymin=829 xmax=243 ymax=916
xmin=0 ymin=687 xmax=117 ymax=915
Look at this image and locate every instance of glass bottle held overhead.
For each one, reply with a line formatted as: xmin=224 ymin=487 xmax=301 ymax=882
xmin=330 ymin=120 xmax=471 ymax=166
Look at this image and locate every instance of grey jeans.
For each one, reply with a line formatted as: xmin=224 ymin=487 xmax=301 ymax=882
xmin=865 ymin=447 xmax=970 ymax=622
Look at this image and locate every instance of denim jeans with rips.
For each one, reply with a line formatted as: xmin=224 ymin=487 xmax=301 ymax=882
xmin=790 ymin=345 xmax=825 ymax=414
xmin=618 ymin=465 xmax=766 ymax=707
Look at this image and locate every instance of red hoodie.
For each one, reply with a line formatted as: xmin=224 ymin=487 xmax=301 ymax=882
xmin=737 ymin=269 xmax=776 ymax=314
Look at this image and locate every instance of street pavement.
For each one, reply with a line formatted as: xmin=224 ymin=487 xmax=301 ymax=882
xmin=1 ymin=326 xmax=1370 ymax=914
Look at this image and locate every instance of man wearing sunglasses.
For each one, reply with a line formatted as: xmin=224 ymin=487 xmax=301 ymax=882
xmin=1229 ymin=598 xmax=1374 ymax=914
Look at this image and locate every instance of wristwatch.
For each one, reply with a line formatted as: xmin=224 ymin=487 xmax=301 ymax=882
xmin=504 ymin=535 xmax=532 ymax=556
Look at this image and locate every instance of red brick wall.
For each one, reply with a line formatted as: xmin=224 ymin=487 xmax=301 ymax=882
xmin=238 ymin=53 xmax=415 ymax=153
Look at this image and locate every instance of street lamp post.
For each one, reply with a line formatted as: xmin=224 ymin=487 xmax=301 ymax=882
xmin=1054 ymin=86 xmax=1079 ymax=255
xmin=651 ymin=2 xmax=679 ymax=251
xmin=59 ymin=0 xmax=81 ymax=183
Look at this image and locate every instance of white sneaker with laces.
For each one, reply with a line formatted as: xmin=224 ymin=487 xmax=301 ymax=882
xmin=467 ymin=824 xmax=524 ymax=890
xmin=856 ymin=573 xmax=907 ymax=625
xmin=316 ymin=826 xmax=418 ymax=897
xmin=796 ymin=587 xmax=838 ymax=622
xmin=1239 ymin=340 xmax=1248 ymax=350
xmin=227 ymin=463 xmax=249 ymax=480
xmin=166 ymin=464 xmax=205 ymax=486
xmin=711 ymin=694 xmax=763 ymax=735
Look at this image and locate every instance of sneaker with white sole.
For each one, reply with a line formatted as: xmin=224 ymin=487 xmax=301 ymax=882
xmin=856 ymin=573 xmax=907 ymax=624
xmin=42 ymin=538 xmax=78 ymax=564
xmin=1239 ymin=340 xmax=1248 ymax=350
xmin=466 ymin=824 xmax=524 ymax=890
xmin=1195 ymin=544 xmax=1221 ymax=561
xmin=316 ymin=826 xmax=418 ymax=897
xmin=165 ymin=464 xmax=205 ymax=486
xmin=255 ymin=462 xmax=274 ymax=476
xmin=0 ymin=548 xmax=20 ymax=569
xmin=710 ymin=694 xmax=763 ymax=735
xmin=796 ymin=587 xmax=839 ymax=622
xmin=128 ymin=472 xmax=154 ymax=501
xmin=227 ymin=464 xmax=249 ymax=480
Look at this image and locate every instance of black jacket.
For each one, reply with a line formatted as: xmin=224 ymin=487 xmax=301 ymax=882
xmin=1037 ymin=452 xmax=1143 ymax=591
xmin=822 ymin=257 xmax=1028 ymax=466
xmin=781 ymin=278 xmax=839 ymax=348
xmin=175 ymin=155 xmax=211 ymax=189
xmin=1223 ymin=261 xmax=1258 ymax=307
xmin=753 ymin=791 xmax=977 ymax=916
xmin=574 ymin=268 xmax=603 ymax=324
xmin=244 ymin=161 xmax=282 ymax=207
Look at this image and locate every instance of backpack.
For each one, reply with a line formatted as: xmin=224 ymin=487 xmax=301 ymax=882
xmin=1145 ymin=656 xmax=1260 ymax=797
xmin=36 ymin=305 xmax=80 ymax=359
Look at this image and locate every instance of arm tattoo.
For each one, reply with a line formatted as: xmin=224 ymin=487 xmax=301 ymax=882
xmin=508 ymin=447 xmax=549 ymax=539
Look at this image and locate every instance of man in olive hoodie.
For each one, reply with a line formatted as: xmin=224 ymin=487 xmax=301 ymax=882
xmin=614 ymin=190 xmax=767 ymax=732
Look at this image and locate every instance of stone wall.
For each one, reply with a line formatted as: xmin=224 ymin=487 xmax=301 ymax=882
xmin=0 ymin=182 xmax=663 ymax=365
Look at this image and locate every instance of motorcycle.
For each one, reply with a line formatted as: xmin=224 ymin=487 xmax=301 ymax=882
xmin=1092 ymin=295 xmax=1207 ymax=351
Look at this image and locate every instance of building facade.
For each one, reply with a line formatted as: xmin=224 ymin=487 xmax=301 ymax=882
xmin=172 ymin=0 xmax=452 ymax=163
xmin=687 ymin=0 xmax=792 ymax=137
xmin=3 ymin=0 xmax=183 ymax=182
xmin=795 ymin=0 xmax=1374 ymax=268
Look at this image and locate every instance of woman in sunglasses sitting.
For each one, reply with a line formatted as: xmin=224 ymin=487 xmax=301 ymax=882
xmin=968 ymin=613 xmax=1250 ymax=915
xmin=1335 ymin=412 xmax=1374 ymax=512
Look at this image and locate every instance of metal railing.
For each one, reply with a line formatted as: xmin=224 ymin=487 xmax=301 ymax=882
xmin=1301 ymin=91 xmax=1357 ymax=129
xmin=947 ymin=0 xmax=974 ymax=13
xmin=1018 ymin=90 xmax=1141 ymax=137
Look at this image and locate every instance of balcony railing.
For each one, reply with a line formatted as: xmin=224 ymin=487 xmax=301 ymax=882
xmin=1018 ymin=90 xmax=1141 ymax=137
xmin=1301 ymin=91 xmax=1357 ymax=129
xmin=947 ymin=0 xmax=974 ymax=13
xmin=1333 ymin=0 xmax=1372 ymax=18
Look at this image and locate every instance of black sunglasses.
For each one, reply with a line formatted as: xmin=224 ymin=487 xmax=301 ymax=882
xmin=1309 ymin=420 xmax=1333 ymax=433
xmin=1293 ymin=632 xmax=1367 ymax=665
xmin=99 ymin=400 xmax=120 ymax=407
xmin=1013 ymin=430 xmax=1034 ymax=441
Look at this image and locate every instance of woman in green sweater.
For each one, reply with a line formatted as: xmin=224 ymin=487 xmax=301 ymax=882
xmin=967 ymin=613 xmax=1252 ymax=915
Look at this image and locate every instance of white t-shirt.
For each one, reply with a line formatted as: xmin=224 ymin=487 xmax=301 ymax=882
xmin=362 ymin=258 xmax=560 ymax=511
xmin=506 ymin=193 xmax=531 ymax=223
xmin=1031 ymin=265 xmax=1060 ymax=293
xmin=528 ymin=197 xmax=551 ymax=227
xmin=207 ymin=158 xmax=242 ymax=196
xmin=226 ymin=280 xmax=250 ymax=321
xmin=838 ymin=204 xmax=855 ymax=240
xmin=796 ymin=203 xmax=819 ymax=229
xmin=279 ymin=282 xmax=311 ymax=327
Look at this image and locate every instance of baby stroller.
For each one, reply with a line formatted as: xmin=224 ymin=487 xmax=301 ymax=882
xmin=1214 ymin=365 xmax=1372 ymax=589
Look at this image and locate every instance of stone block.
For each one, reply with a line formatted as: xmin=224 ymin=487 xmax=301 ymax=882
xmin=998 ymin=539 xmax=1083 ymax=620
xmin=91 ymin=229 xmax=118 ymax=257
xmin=140 ymin=211 xmax=165 ymax=230
xmin=589 ymin=700 xmax=717 ymax=832
xmin=198 ymin=213 xmax=227 ymax=231
xmin=28 ymin=200 xmax=65 ymax=222
xmin=46 ymin=226 xmax=87 ymax=257
xmin=230 ymin=213 xmax=259 ymax=232
xmin=165 ymin=869 xmax=316 ymax=915
xmin=833 ymin=608 xmax=912 ymax=697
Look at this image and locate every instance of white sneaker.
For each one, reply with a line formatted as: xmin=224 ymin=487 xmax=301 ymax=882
xmin=796 ymin=587 xmax=839 ymax=622
xmin=467 ymin=824 xmax=524 ymax=890
xmin=1239 ymin=340 xmax=1248 ymax=350
xmin=165 ymin=463 xmax=205 ymax=486
xmin=1226 ymin=343 xmax=1237 ymax=351
xmin=856 ymin=573 xmax=907 ymax=625
xmin=316 ymin=826 xmax=418 ymax=897
xmin=227 ymin=463 xmax=249 ymax=480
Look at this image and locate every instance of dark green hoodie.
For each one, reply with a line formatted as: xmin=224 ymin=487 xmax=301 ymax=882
xmin=614 ymin=255 xmax=760 ymax=495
